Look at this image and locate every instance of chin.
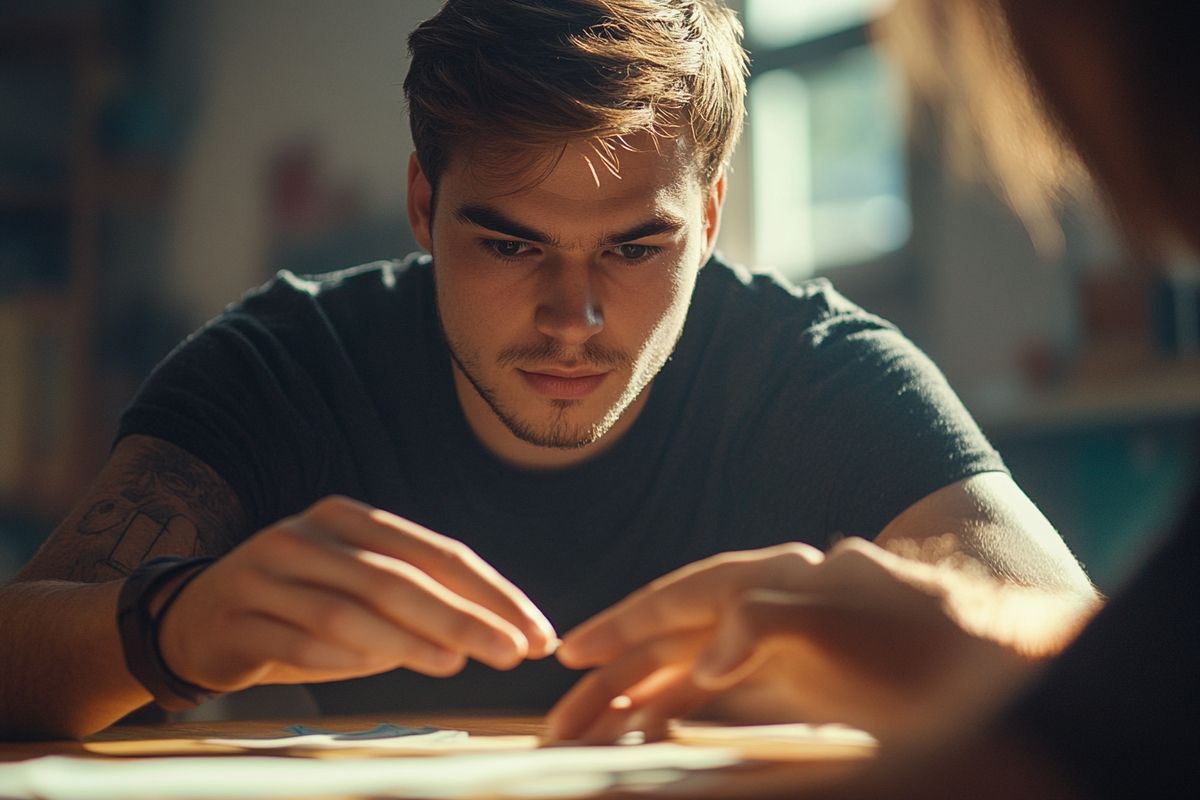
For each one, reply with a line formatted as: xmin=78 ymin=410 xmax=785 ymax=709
xmin=504 ymin=403 xmax=622 ymax=451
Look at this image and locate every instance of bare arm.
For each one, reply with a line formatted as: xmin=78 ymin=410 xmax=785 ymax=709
xmin=549 ymin=538 xmax=1098 ymax=743
xmin=873 ymin=472 xmax=1096 ymax=597
xmin=2 ymin=436 xmax=558 ymax=741
xmin=0 ymin=435 xmax=248 ymax=739
xmin=547 ymin=473 xmax=1099 ymax=742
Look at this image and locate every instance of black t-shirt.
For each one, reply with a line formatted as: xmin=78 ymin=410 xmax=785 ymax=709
xmin=117 ymin=253 xmax=1006 ymax=712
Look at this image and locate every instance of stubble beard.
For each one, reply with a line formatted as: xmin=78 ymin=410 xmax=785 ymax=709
xmin=445 ymin=337 xmax=642 ymax=450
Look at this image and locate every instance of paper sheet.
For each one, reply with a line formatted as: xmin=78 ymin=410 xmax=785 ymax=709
xmin=214 ymin=723 xmax=470 ymax=750
xmin=672 ymin=722 xmax=877 ymax=761
xmin=0 ymin=744 xmax=739 ymax=800
xmin=84 ymin=721 xmax=875 ymax=760
xmin=82 ymin=723 xmax=536 ymax=758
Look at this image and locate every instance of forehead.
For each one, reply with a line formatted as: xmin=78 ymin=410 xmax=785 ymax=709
xmin=439 ymin=133 xmax=703 ymax=216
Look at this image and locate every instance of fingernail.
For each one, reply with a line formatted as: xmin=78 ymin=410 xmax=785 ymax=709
xmin=526 ymin=605 xmax=556 ymax=640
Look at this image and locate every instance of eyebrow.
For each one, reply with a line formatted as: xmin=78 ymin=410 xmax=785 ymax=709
xmin=453 ymin=203 xmax=686 ymax=248
xmin=454 ymin=205 xmax=555 ymax=245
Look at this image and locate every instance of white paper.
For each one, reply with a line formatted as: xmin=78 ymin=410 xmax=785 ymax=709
xmin=675 ymin=722 xmax=877 ymax=746
xmin=0 ymin=743 xmax=739 ymax=800
xmin=209 ymin=728 xmax=470 ymax=750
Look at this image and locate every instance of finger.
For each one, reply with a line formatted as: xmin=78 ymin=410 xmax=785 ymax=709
xmin=306 ymin=497 xmax=558 ymax=656
xmin=254 ymin=525 xmax=530 ymax=670
xmin=692 ymin=589 xmax=818 ymax=688
xmin=628 ymin=685 xmax=701 ymax=744
xmin=559 ymin=543 xmax=823 ymax=668
xmin=578 ymin=670 xmax=707 ymax=745
xmin=547 ymin=629 xmax=709 ymax=741
xmin=693 ymin=587 xmax=913 ymax=690
xmin=625 ymin=668 xmax=712 ymax=726
xmin=573 ymin=664 xmax=709 ymax=745
xmin=572 ymin=694 xmax=637 ymax=745
xmin=197 ymin=612 xmax=360 ymax=690
xmin=236 ymin=572 xmax=469 ymax=677
xmin=230 ymin=612 xmax=468 ymax=685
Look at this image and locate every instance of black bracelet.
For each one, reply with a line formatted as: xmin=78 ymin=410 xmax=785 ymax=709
xmin=117 ymin=555 xmax=219 ymax=711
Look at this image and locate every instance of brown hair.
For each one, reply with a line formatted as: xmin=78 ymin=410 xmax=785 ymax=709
xmin=880 ymin=0 xmax=1200 ymax=256
xmin=403 ymin=0 xmax=748 ymax=188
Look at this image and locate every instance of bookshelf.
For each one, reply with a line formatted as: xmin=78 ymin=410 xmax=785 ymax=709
xmin=1 ymin=10 xmax=178 ymax=531
xmin=976 ymin=360 xmax=1200 ymax=437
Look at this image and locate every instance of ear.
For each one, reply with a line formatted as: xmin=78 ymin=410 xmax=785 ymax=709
xmin=700 ymin=170 xmax=727 ymax=262
xmin=407 ymin=152 xmax=434 ymax=252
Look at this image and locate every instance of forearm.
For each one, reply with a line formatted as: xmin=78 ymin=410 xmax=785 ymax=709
xmin=0 ymin=580 xmax=151 ymax=740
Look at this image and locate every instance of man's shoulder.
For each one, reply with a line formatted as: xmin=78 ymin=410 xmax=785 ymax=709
xmin=684 ymin=255 xmax=940 ymax=427
xmin=236 ymin=252 xmax=433 ymax=317
xmin=178 ymin=252 xmax=437 ymax=371
xmin=700 ymin=255 xmax=894 ymax=348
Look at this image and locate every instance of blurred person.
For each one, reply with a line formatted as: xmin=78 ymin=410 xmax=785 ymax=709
xmin=549 ymin=0 xmax=1198 ymax=796
xmin=0 ymin=0 xmax=1093 ymax=740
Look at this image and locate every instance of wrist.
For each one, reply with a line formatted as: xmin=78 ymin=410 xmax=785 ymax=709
xmin=117 ymin=556 xmax=219 ymax=711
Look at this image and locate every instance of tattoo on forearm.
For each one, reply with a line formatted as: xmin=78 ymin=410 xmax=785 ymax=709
xmin=77 ymin=498 xmax=199 ymax=578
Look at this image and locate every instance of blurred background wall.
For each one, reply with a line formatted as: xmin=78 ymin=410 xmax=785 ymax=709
xmin=2 ymin=0 xmax=1197 ymax=593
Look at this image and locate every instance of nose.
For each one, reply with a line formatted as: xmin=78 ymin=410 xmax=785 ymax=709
xmin=534 ymin=259 xmax=604 ymax=346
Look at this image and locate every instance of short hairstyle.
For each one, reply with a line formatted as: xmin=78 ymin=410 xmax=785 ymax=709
xmin=404 ymin=0 xmax=748 ymax=188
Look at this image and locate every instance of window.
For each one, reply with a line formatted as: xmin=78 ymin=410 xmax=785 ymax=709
xmin=746 ymin=0 xmax=889 ymax=46
xmin=744 ymin=0 xmax=908 ymax=280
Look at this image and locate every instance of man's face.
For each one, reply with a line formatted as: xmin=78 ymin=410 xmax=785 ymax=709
xmin=407 ymin=135 xmax=724 ymax=467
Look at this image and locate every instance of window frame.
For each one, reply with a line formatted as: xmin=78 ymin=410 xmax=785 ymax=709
xmin=739 ymin=6 xmax=920 ymax=306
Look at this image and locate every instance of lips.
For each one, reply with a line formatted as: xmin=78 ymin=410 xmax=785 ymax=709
xmin=518 ymin=368 xmax=608 ymax=399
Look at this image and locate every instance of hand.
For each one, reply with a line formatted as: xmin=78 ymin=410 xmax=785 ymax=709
xmin=157 ymin=496 xmax=557 ymax=693
xmin=549 ymin=538 xmax=1083 ymax=745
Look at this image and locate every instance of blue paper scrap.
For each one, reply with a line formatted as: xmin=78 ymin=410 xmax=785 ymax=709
xmin=283 ymin=723 xmax=443 ymax=740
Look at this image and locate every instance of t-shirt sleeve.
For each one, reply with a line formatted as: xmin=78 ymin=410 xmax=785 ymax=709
xmin=728 ymin=287 xmax=1006 ymax=546
xmin=115 ymin=276 xmax=367 ymax=531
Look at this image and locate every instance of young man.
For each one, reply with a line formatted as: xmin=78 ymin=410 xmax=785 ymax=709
xmin=0 ymin=0 xmax=1091 ymax=739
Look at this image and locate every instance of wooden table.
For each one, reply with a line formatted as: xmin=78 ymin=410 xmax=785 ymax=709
xmin=0 ymin=713 xmax=876 ymax=799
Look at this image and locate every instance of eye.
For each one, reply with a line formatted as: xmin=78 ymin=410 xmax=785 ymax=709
xmin=615 ymin=243 xmax=661 ymax=262
xmin=483 ymin=239 xmax=534 ymax=259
